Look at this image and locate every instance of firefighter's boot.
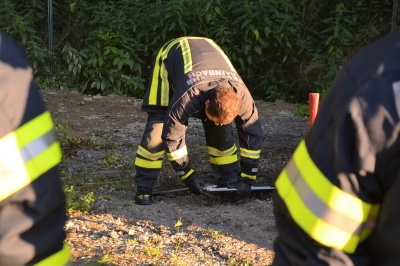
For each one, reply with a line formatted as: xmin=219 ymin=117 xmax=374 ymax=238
xmin=134 ymin=186 xmax=153 ymax=205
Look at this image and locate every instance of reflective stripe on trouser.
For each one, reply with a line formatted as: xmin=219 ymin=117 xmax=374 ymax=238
xmin=134 ymin=113 xmax=165 ymax=188
xmin=167 ymin=144 xmax=193 ymax=181
xmin=0 ymin=111 xmax=62 ymax=201
xmin=202 ymin=118 xmax=238 ymax=184
xmin=239 ymin=147 xmax=260 ymax=181
xmin=275 ymin=140 xmax=379 ymax=253
xmin=34 ymin=243 xmax=71 ymax=266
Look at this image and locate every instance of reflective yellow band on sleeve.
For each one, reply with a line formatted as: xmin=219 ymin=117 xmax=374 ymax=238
xmin=160 ymin=63 xmax=169 ymax=106
xmin=360 ymin=204 xmax=380 ymax=242
xmin=275 ymin=140 xmax=374 ymax=254
xmin=0 ymin=111 xmax=61 ymax=201
xmin=16 ymin=111 xmax=54 ymax=148
xmin=207 ymin=144 xmax=237 ymax=157
xmin=167 ymin=145 xmax=188 ymax=161
xmin=137 ymin=145 xmax=164 ymax=160
xmin=134 ymin=157 xmax=162 ymax=169
xmin=25 ymin=142 xmax=62 ymax=179
xmin=294 ymin=141 xmax=370 ymax=222
xmin=209 ymin=154 xmax=238 ymax=165
xmin=34 ymin=243 xmax=71 ymax=266
xmin=180 ymin=38 xmax=193 ymax=74
xmin=241 ymin=172 xmax=256 ymax=180
xmin=240 ymin=147 xmax=260 ymax=159
xmin=181 ymin=169 xmax=194 ymax=181
xmin=276 ymin=168 xmax=359 ymax=253
xmin=149 ymin=48 xmax=164 ymax=105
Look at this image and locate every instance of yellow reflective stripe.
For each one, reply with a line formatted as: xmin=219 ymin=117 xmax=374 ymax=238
xmin=294 ymin=141 xmax=370 ymax=223
xmin=25 ymin=142 xmax=61 ymax=180
xmin=181 ymin=169 xmax=194 ymax=181
xmin=160 ymin=63 xmax=169 ymax=106
xmin=0 ymin=113 xmax=61 ymax=202
xmin=20 ymin=130 xmax=56 ymax=162
xmin=276 ymin=167 xmax=359 ymax=253
xmin=162 ymin=39 xmax=181 ymax=60
xmin=35 ymin=243 xmax=71 ymax=266
xmin=241 ymin=172 xmax=256 ymax=180
xmin=207 ymin=144 xmax=237 ymax=157
xmin=276 ymin=140 xmax=374 ymax=253
xmin=0 ymin=133 xmax=31 ymax=201
xmin=180 ymin=38 xmax=192 ymax=74
xmin=17 ymin=111 xmax=54 ymax=148
xmin=167 ymin=145 xmax=188 ymax=161
xmin=205 ymin=38 xmax=236 ymax=72
xmin=137 ymin=145 xmax=164 ymax=160
xmin=149 ymin=48 xmax=164 ymax=105
xmin=134 ymin=157 xmax=162 ymax=169
xmin=360 ymin=204 xmax=380 ymax=242
xmin=240 ymin=147 xmax=260 ymax=159
xmin=369 ymin=203 xmax=381 ymax=218
xmin=209 ymin=154 xmax=238 ymax=165
xmin=285 ymin=160 xmax=364 ymax=234
xmin=159 ymin=39 xmax=181 ymax=106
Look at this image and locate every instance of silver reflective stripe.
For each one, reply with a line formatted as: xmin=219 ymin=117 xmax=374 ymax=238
xmin=160 ymin=64 xmax=169 ymax=106
xmin=20 ymin=130 xmax=56 ymax=162
xmin=207 ymin=145 xmax=236 ymax=157
xmin=240 ymin=148 xmax=260 ymax=158
xmin=286 ymin=159 xmax=363 ymax=235
xmin=137 ymin=145 xmax=164 ymax=160
xmin=167 ymin=145 xmax=188 ymax=161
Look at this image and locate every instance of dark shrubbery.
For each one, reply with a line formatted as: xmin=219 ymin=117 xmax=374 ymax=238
xmin=0 ymin=0 xmax=395 ymax=102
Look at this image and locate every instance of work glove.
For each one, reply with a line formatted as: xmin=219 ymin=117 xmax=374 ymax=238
xmin=182 ymin=172 xmax=204 ymax=195
xmin=229 ymin=177 xmax=252 ymax=198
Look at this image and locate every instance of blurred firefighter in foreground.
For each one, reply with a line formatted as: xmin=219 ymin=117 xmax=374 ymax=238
xmin=0 ymin=33 xmax=71 ymax=265
xmin=273 ymin=29 xmax=400 ymax=265
xmin=133 ymin=36 xmax=262 ymax=205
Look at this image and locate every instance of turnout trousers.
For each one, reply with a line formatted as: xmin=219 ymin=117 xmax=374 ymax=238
xmin=134 ymin=113 xmax=239 ymax=189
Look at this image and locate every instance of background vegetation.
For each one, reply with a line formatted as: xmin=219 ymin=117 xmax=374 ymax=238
xmin=0 ymin=0 xmax=397 ymax=103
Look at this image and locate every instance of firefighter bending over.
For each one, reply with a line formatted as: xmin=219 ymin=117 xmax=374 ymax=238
xmin=133 ymin=36 xmax=262 ymax=205
xmin=273 ymin=29 xmax=400 ymax=265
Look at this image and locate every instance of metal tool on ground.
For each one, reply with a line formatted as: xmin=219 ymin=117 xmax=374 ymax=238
xmin=153 ymin=185 xmax=275 ymax=195
xmin=203 ymin=185 xmax=275 ymax=192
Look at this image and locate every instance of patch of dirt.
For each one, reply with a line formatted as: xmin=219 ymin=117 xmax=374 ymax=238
xmin=41 ymin=90 xmax=308 ymax=265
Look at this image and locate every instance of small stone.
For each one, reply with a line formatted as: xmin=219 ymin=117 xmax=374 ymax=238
xmin=110 ymin=231 xmax=119 ymax=238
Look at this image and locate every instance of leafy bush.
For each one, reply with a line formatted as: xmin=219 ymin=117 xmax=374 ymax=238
xmin=0 ymin=0 xmax=395 ymax=103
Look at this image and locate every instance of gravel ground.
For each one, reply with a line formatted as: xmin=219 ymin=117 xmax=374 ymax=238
xmin=41 ymin=90 xmax=308 ymax=266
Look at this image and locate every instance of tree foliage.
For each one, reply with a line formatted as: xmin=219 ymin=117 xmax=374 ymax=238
xmin=0 ymin=0 xmax=395 ymax=102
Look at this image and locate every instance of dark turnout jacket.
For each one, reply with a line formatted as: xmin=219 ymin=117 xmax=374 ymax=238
xmin=273 ymin=29 xmax=400 ymax=265
xmin=0 ymin=33 xmax=70 ymax=265
xmin=141 ymin=37 xmax=262 ymax=181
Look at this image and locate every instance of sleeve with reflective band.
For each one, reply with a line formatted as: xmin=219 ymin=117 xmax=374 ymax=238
xmin=207 ymin=144 xmax=238 ymax=165
xmin=34 ymin=243 xmax=71 ymax=266
xmin=134 ymin=145 xmax=164 ymax=169
xmin=275 ymin=140 xmax=379 ymax=253
xmin=0 ymin=111 xmax=61 ymax=201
